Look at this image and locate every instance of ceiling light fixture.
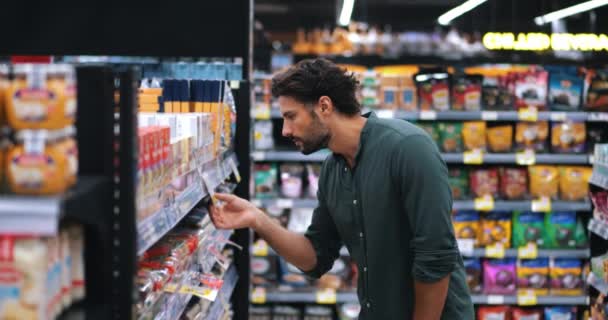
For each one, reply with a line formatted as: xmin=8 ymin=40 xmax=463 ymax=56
xmin=437 ymin=0 xmax=488 ymax=26
xmin=338 ymin=0 xmax=355 ymax=26
xmin=534 ymin=0 xmax=608 ymax=25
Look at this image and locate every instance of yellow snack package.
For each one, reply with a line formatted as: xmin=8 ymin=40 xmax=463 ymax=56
xmin=559 ymin=166 xmax=592 ymax=201
xmin=487 ymin=125 xmax=513 ymax=153
xmin=529 ymin=166 xmax=559 ymax=199
xmin=462 ymin=121 xmax=487 ymax=151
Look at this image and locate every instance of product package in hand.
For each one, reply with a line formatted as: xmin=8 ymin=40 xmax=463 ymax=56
xmin=462 ymin=121 xmax=487 ymax=151
xmin=516 ymin=258 xmax=549 ymax=295
xmin=438 ymin=122 xmax=463 ymax=152
xmin=528 ymin=165 xmax=559 ymax=199
xmin=559 ymin=166 xmax=592 ymax=201
xmin=448 ymin=167 xmax=469 ymax=200
xmin=544 ymin=212 xmax=587 ymax=249
xmin=487 ymin=124 xmax=514 ymax=153
xmin=280 ymin=164 xmax=304 ymax=199
xmin=551 ymin=122 xmax=586 ymax=153
xmin=451 ymin=74 xmax=482 ymax=111
xmin=338 ymin=303 xmax=361 ymax=320
xmin=549 ymin=258 xmax=584 ymax=296
xmin=254 ymin=163 xmax=277 ymax=199
xmin=483 ymin=258 xmax=517 ymax=295
xmin=414 ymin=71 xmax=451 ymax=111
xmin=512 ymin=211 xmax=545 ymax=248
xmin=470 ymin=168 xmax=499 ymax=198
xmin=480 ymin=212 xmax=512 ymax=248
xmin=463 ymin=259 xmax=482 ymax=294
xmin=515 ymin=122 xmax=549 ymax=153
xmin=500 ymin=167 xmax=528 ymax=200
xmin=453 ymin=211 xmax=480 ymax=246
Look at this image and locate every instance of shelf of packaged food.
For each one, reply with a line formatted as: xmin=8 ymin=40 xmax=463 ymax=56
xmin=255 ymin=108 xmax=608 ymax=122
xmin=588 ymin=273 xmax=608 ymax=295
xmin=137 ymin=151 xmax=237 ymax=256
xmin=252 ymin=198 xmax=591 ymax=212
xmin=588 ymin=218 xmax=608 ymax=240
xmin=471 ymin=295 xmax=589 ymax=306
xmin=251 ymin=150 xmax=592 ymax=165
xmin=205 ymin=265 xmax=239 ymax=320
xmin=253 ymin=289 xmax=588 ymax=306
xmin=465 ymin=248 xmax=590 ymax=259
xmin=0 ymin=176 xmax=108 ymax=236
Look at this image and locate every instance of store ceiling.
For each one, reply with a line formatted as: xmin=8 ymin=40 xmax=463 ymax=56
xmin=255 ymin=0 xmax=608 ymax=33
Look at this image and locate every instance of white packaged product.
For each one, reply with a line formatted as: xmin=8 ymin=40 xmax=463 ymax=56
xmin=253 ymin=121 xmax=274 ymax=150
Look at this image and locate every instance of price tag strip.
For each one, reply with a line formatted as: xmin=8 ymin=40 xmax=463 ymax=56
xmin=516 ymin=149 xmax=536 ymax=165
xmin=481 ymin=111 xmax=498 ymax=121
xmin=419 ymin=110 xmax=437 ymax=120
xmin=485 ymin=243 xmax=506 ymax=258
xmin=517 ymin=243 xmax=538 ymax=259
xmin=486 ymin=295 xmax=505 ymax=305
xmin=474 ymin=195 xmax=495 ymax=211
xmin=518 ymin=107 xmax=538 ymax=122
xmin=516 ymin=290 xmax=538 ymax=306
xmin=457 ymin=239 xmax=474 ymax=257
xmin=251 ymin=287 xmax=267 ymax=304
xmin=316 ymin=288 xmax=337 ymax=304
xmin=531 ymin=197 xmax=551 ymax=212
xmin=252 ymin=240 xmax=269 ymax=257
xmin=463 ymin=149 xmax=484 ymax=165
xmin=377 ymin=109 xmax=395 ymax=119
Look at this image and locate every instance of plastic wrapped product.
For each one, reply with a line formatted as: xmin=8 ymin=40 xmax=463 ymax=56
xmin=438 ymin=122 xmax=463 ymax=152
xmin=515 ymin=122 xmax=549 ymax=153
xmin=452 ymin=75 xmax=482 ymax=111
xmin=528 ymin=166 xmax=559 ymax=199
xmin=512 ymin=308 xmax=543 ymax=320
xmin=549 ymin=258 xmax=584 ymax=296
xmin=253 ymin=120 xmax=274 ymax=150
xmin=306 ymin=164 xmax=321 ymax=198
xmin=414 ymin=71 xmax=451 ymax=111
xmin=280 ymin=164 xmax=304 ymax=199
xmin=515 ymin=70 xmax=549 ymax=110
xmin=477 ymin=306 xmax=511 ymax=320
xmin=254 ymin=163 xmax=278 ymax=199
xmin=480 ymin=212 xmax=512 ymax=248
xmin=463 ymin=259 xmax=482 ymax=294
xmin=470 ymin=168 xmax=499 ymax=198
xmin=500 ymin=167 xmax=528 ymax=200
xmin=558 ymin=166 xmax=592 ymax=201
xmin=487 ymin=125 xmax=514 ymax=153
xmin=516 ymin=258 xmax=549 ymax=295
xmin=338 ymin=303 xmax=361 ymax=320
xmin=550 ymin=122 xmax=586 ymax=154
xmin=453 ymin=211 xmax=481 ymax=246
xmin=462 ymin=121 xmax=487 ymax=151
xmin=544 ymin=212 xmax=587 ymax=249
xmin=549 ymin=72 xmax=583 ymax=111
xmin=483 ymin=258 xmax=517 ymax=295
xmin=544 ymin=306 xmax=577 ymax=320
xmin=512 ymin=211 xmax=545 ymax=248
xmin=448 ymin=167 xmax=469 ymax=200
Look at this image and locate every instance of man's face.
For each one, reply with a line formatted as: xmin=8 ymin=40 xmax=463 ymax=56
xmin=279 ymin=96 xmax=330 ymax=155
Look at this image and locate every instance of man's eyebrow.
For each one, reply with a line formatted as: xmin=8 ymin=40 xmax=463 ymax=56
xmin=282 ymin=111 xmax=294 ymax=117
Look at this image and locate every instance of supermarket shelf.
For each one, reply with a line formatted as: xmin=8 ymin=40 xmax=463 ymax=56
xmin=587 ymin=273 xmax=608 ymax=295
xmin=252 ymin=198 xmax=591 ymax=212
xmin=466 ymin=249 xmax=590 ymax=259
xmin=588 ymin=218 xmax=608 ymax=240
xmin=206 ymin=265 xmax=239 ymax=320
xmin=471 ymin=295 xmax=589 ymax=306
xmin=256 ymin=290 xmax=588 ymax=306
xmin=255 ymin=108 xmax=608 ymax=122
xmin=0 ymin=176 xmax=108 ymax=235
xmin=137 ymin=152 xmax=237 ymax=256
xmin=252 ymin=150 xmax=592 ymax=165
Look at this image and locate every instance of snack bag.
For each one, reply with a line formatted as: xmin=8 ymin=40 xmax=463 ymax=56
xmin=512 ymin=211 xmax=545 ymax=248
xmin=415 ymin=72 xmax=451 ymax=111
xmin=280 ymin=164 xmax=304 ymax=199
xmin=477 ymin=306 xmax=511 ymax=320
xmin=551 ymin=122 xmax=586 ymax=153
xmin=544 ymin=307 xmax=577 ymax=320
xmin=462 ymin=121 xmax=487 ymax=151
xmin=487 ymin=125 xmax=514 ymax=153
xmin=549 ymin=258 xmax=584 ymax=296
xmin=500 ymin=167 xmax=528 ymax=200
xmin=549 ymin=72 xmax=583 ymax=111
xmin=528 ymin=166 xmax=559 ymax=199
xmin=483 ymin=258 xmax=517 ymax=295
xmin=449 ymin=167 xmax=469 ymax=200
xmin=463 ymin=259 xmax=482 ymax=293
xmin=559 ymin=166 xmax=592 ymax=201
xmin=452 ymin=75 xmax=482 ymax=111
xmin=438 ymin=122 xmax=463 ymax=152
xmin=480 ymin=212 xmax=512 ymax=248
xmin=470 ymin=168 xmax=500 ymax=198
xmin=254 ymin=164 xmax=278 ymax=199
xmin=453 ymin=211 xmax=480 ymax=246
xmin=515 ymin=122 xmax=549 ymax=153
xmin=515 ymin=70 xmax=549 ymax=110
xmin=516 ymin=258 xmax=549 ymax=295
xmin=512 ymin=308 xmax=543 ymax=320
xmin=585 ymin=69 xmax=608 ymax=111
xmin=544 ymin=212 xmax=587 ymax=249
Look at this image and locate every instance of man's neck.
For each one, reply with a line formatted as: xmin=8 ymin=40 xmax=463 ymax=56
xmin=327 ymin=115 xmax=367 ymax=168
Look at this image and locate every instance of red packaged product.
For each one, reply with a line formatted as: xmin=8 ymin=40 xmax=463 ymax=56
xmin=515 ymin=70 xmax=549 ymax=110
xmin=500 ymin=167 xmax=529 ymax=200
xmin=512 ymin=308 xmax=542 ymax=320
xmin=478 ymin=306 xmax=511 ymax=320
xmin=470 ymin=168 xmax=500 ymax=198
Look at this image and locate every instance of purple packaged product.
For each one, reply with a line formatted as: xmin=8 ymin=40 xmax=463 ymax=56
xmin=483 ymin=258 xmax=517 ymax=295
xmin=544 ymin=306 xmax=577 ymax=320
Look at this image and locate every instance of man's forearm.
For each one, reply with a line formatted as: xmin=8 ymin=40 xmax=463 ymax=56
xmin=412 ymin=276 xmax=450 ymax=320
xmin=253 ymin=209 xmax=318 ymax=271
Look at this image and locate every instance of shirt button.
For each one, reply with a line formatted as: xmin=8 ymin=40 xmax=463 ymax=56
xmin=359 ymin=232 xmax=364 ymax=238
xmin=344 ymin=167 xmax=347 ymax=172
xmin=366 ymin=302 xmax=371 ymax=308
xmin=363 ymin=267 xmax=368 ymax=272
xmin=353 ymin=199 xmax=357 ymax=205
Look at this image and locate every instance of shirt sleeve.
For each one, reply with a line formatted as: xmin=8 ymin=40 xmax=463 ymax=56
xmin=302 ymin=171 xmax=343 ymax=279
xmin=392 ymin=134 xmax=460 ymax=283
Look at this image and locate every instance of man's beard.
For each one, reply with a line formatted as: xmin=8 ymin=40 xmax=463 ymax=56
xmin=296 ymin=132 xmax=330 ymax=155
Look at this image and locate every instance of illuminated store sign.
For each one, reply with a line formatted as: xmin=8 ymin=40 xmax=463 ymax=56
xmin=483 ymin=32 xmax=608 ymax=51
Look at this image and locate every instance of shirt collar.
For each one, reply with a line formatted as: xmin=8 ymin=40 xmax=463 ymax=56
xmin=335 ymin=111 xmax=376 ymax=166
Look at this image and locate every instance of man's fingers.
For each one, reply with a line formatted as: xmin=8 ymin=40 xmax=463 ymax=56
xmin=213 ymin=193 xmax=238 ymax=202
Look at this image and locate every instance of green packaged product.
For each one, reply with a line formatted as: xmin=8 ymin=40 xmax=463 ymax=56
xmin=254 ymin=163 xmax=278 ymax=199
xmin=448 ymin=168 xmax=469 ymax=200
xmin=438 ymin=122 xmax=463 ymax=153
xmin=512 ymin=211 xmax=545 ymax=248
xmin=544 ymin=212 xmax=587 ymax=249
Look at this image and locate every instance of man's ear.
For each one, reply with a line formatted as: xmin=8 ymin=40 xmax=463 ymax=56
xmin=318 ymin=96 xmax=333 ymax=114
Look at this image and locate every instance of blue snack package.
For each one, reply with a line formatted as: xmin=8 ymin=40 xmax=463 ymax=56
xmin=549 ymin=72 xmax=583 ymax=111
xmin=463 ymin=258 xmax=482 ymax=293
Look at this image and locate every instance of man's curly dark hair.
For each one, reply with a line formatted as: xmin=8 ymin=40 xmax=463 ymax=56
xmin=271 ymin=58 xmax=361 ymax=116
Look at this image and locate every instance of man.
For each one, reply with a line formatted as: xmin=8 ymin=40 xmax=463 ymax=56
xmin=210 ymin=59 xmax=474 ymax=319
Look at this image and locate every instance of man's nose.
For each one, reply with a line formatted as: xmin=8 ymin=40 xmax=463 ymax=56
xmin=282 ymin=124 xmax=292 ymax=137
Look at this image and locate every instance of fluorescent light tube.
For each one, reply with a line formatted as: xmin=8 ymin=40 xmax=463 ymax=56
xmin=534 ymin=0 xmax=608 ymax=25
xmin=339 ymin=0 xmax=355 ymax=26
xmin=438 ymin=0 xmax=488 ymax=26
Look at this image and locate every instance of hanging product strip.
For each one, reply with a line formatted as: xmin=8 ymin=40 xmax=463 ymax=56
xmin=249 ymin=63 xmax=608 ymax=318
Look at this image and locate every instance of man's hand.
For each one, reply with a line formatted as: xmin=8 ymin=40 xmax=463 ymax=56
xmin=209 ymin=193 xmax=260 ymax=230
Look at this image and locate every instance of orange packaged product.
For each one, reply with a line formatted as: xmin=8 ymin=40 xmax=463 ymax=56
xmin=53 ymin=127 xmax=78 ymax=188
xmin=399 ymin=76 xmax=418 ymax=111
xmin=487 ymin=125 xmax=513 ymax=153
xmin=515 ymin=122 xmax=549 ymax=153
xmin=528 ymin=165 xmax=559 ymax=199
xmin=551 ymin=122 xmax=586 ymax=154
xmin=462 ymin=121 xmax=487 ymax=151
xmin=7 ymin=130 xmax=68 ymax=195
xmin=47 ymin=64 xmax=77 ymax=128
xmin=559 ymin=166 xmax=592 ymax=201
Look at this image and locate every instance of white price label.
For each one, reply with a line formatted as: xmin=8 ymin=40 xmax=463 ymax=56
xmin=230 ymin=80 xmax=240 ymax=89
xmin=377 ymin=110 xmax=395 ymax=119
xmin=474 ymin=195 xmax=495 ymax=211
xmin=487 ymin=295 xmax=505 ymax=305
xmin=518 ymin=107 xmax=538 ymax=121
xmin=463 ymin=149 xmax=484 ymax=165
xmin=419 ymin=110 xmax=437 ymax=120
xmin=518 ymin=243 xmax=538 ymax=259
xmin=277 ymin=199 xmax=294 ymax=208
xmin=251 ymin=151 xmax=265 ymax=161
xmin=485 ymin=243 xmax=506 ymax=258
xmin=550 ymin=112 xmax=567 ymax=121
xmin=481 ymin=111 xmax=498 ymax=121
xmin=457 ymin=239 xmax=475 ymax=257
xmin=251 ymin=287 xmax=267 ymax=304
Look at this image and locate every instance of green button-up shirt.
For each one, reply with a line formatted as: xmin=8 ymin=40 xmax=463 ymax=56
xmin=304 ymin=113 xmax=474 ymax=319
